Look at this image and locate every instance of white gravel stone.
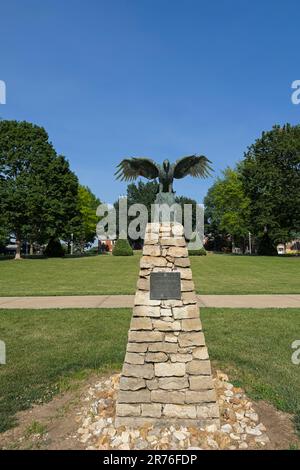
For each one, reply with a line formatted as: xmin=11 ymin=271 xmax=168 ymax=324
xmin=74 ymin=370 xmax=270 ymax=451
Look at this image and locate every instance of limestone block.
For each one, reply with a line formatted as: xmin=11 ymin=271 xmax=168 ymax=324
xmin=161 ymin=299 xmax=183 ymax=308
xmin=148 ymin=342 xmax=178 ymax=353
xmin=160 ymin=238 xmax=185 ymax=247
xmin=116 ymin=404 xmax=141 ymax=417
xmin=146 ymin=378 xmax=159 ymax=390
xmin=165 ymin=334 xmax=178 ymax=343
xmin=174 ymin=258 xmax=190 ymax=267
xmin=177 ymin=268 xmax=193 ymax=280
xmin=173 ymin=305 xmax=199 ymax=320
xmin=181 ymin=318 xmax=202 ymax=331
xmin=170 ymin=353 xmax=193 ymax=363
xmin=122 ymin=363 xmax=154 ymax=379
xmin=160 ymin=308 xmax=172 ymax=317
xmin=152 ymin=267 xmax=172 ymax=273
xmin=141 ymin=403 xmax=162 ymax=418
xmin=144 ymin=233 xmax=159 ymax=245
xmin=124 ymin=352 xmax=145 ymax=365
xmin=137 ymin=278 xmax=150 ymax=291
xmin=128 ymin=331 xmax=163 ymax=343
xmin=192 ymin=347 xmax=209 ymax=360
xmin=143 ymin=245 xmax=161 ymax=257
xmin=119 ymin=377 xmax=146 ymax=391
xmin=145 ymin=352 xmax=168 ymax=363
xmin=154 ymin=362 xmax=185 ymax=377
xmin=127 ymin=343 xmax=148 ymax=353
xmin=133 ymin=305 xmax=160 ymax=317
xmin=177 ymin=346 xmax=193 ymax=354
xmin=186 ymin=360 xmax=212 ymax=375
xmin=185 ymin=390 xmax=216 ymax=403
xmin=196 ymin=404 xmax=220 ymax=419
xmin=189 ymin=375 xmax=214 ymax=391
xmin=139 ymin=269 xmax=151 ymax=278
xmin=140 ymin=256 xmax=167 ymax=268
xmin=182 ymin=291 xmax=198 ymax=304
xmin=134 ymin=291 xmax=161 ymax=306
xmin=181 ymin=280 xmax=195 ymax=292
xmin=158 ymin=377 xmax=189 ymax=390
xmin=151 ymin=390 xmax=185 ymax=404
xmin=163 ymin=404 xmax=197 ymax=419
xmin=171 ymin=224 xmax=184 ymax=236
xmin=118 ymin=389 xmax=151 ymax=403
xmin=178 ymin=332 xmax=205 ymax=348
xmin=152 ymin=320 xmax=181 ymax=331
xmin=130 ymin=317 xmax=152 ymax=330
xmin=167 ymin=246 xmax=188 ymax=258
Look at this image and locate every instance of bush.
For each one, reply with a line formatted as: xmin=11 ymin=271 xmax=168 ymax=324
xmin=188 ymin=247 xmax=207 ymax=256
xmin=44 ymin=238 xmax=65 ymax=258
xmin=112 ymin=239 xmax=133 ymax=256
xmin=0 ymin=255 xmax=15 ymax=261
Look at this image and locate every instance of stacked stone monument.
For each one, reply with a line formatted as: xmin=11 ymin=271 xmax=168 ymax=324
xmin=115 ymin=222 xmax=220 ymax=428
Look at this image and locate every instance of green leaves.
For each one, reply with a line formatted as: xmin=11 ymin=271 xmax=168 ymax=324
xmin=204 ymin=167 xmax=250 ymax=240
xmin=0 ymin=120 xmax=79 ymax=251
xmin=240 ymin=124 xmax=300 ymax=243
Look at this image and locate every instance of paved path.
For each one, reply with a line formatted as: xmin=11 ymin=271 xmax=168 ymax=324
xmin=0 ymin=294 xmax=299 ymax=309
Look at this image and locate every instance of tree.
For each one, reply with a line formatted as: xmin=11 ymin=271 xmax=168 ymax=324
xmin=204 ymin=168 xmax=250 ymax=251
xmin=127 ymin=181 xmax=158 ymax=221
xmin=75 ymin=185 xmax=101 ymax=251
xmin=0 ymin=120 xmax=79 ymax=258
xmin=240 ymin=124 xmax=300 ymax=244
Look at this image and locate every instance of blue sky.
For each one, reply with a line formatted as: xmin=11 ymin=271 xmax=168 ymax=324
xmin=0 ymin=0 xmax=299 ymax=203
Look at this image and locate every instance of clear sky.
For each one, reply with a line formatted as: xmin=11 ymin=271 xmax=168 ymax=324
xmin=0 ymin=0 xmax=299 ymax=204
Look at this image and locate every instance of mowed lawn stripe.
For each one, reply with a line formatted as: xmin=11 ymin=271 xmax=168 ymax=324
xmin=0 ymin=254 xmax=299 ymax=296
xmin=0 ymin=307 xmax=299 ymax=434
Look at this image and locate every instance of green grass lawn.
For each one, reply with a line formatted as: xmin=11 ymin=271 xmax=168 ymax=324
xmin=0 ymin=307 xmax=299 ymax=434
xmin=0 ymin=253 xmax=299 ymax=296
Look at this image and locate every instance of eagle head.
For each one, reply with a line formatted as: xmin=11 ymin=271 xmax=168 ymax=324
xmin=163 ymin=159 xmax=170 ymax=173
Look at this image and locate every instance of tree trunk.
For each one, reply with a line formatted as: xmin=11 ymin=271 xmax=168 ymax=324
xmin=15 ymin=236 xmax=21 ymax=260
xmin=231 ymin=236 xmax=235 ymax=253
xmin=29 ymin=242 xmax=34 ymax=256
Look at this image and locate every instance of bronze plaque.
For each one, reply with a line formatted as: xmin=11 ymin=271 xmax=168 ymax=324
xmin=150 ymin=272 xmax=181 ymax=300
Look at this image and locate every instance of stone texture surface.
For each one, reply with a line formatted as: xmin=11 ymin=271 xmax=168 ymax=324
xmin=75 ymin=372 xmax=271 ymax=450
xmin=115 ymin=222 xmax=219 ymax=427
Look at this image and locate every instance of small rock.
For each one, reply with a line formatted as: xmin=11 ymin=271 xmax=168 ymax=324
xmin=238 ymin=442 xmax=248 ymax=449
xmin=255 ymin=434 xmax=270 ymax=444
xmin=245 ymin=412 xmax=259 ymax=422
xmin=245 ymin=426 xmax=262 ymax=436
xmin=207 ymin=437 xmax=219 ymax=449
xmin=221 ymin=424 xmax=233 ymax=433
xmin=121 ymin=431 xmax=130 ymax=444
xmin=173 ymin=431 xmax=187 ymax=441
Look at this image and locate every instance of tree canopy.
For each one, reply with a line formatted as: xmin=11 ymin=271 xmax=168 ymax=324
xmin=204 ymin=167 xmax=250 ymax=246
xmin=0 ymin=120 xmax=99 ymax=258
xmin=205 ymin=124 xmax=300 ymax=254
xmin=240 ymin=124 xmax=300 ymax=243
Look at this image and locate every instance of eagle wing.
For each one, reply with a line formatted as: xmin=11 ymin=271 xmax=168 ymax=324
xmin=115 ymin=157 xmax=159 ymax=182
xmin=173 ymin=155 xmax=213 ymax=179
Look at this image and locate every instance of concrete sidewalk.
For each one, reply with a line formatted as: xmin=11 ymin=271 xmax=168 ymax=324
xmin=0 ymin=294 xmax=299 ymax=309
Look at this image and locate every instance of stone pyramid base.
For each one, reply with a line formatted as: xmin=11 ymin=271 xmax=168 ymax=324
xmin=115 ymin=223 xmax=220 ymax=428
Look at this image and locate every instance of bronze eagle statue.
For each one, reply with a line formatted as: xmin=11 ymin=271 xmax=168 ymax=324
xmin=115 ymin=155 xmax=213 ymax=193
